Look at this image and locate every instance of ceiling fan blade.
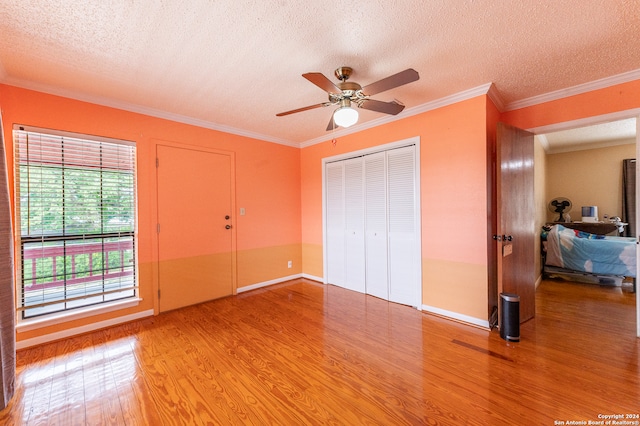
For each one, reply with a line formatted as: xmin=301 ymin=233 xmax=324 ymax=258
xmin=360 ymin=99 xmax=405 ymax=115
xmin=276 ymin=102 xmax=328 ymax=116
xmin=326 ymin=115 xmax=337 ymax=131
xmin=303 ymin=72 xmax=341 ymax=93
xmin=362 ymin=68 xmax=419 ymax=96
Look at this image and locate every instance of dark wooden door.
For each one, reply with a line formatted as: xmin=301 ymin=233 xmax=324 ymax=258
xmin=496 ymin=123 xmax=535 ymax=323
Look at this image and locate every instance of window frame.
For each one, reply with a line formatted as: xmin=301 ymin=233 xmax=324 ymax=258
xmin=13 ymin=125 xmax=139 ymax=321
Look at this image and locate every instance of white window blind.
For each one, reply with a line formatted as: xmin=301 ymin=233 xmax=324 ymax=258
xmin=14 ymin=127 xmax=137 ymax=319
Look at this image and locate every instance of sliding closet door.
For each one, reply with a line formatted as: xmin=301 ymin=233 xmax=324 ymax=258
xmin=387 ymin=146 xmax=419 ymax=306
xmin=364 ymin=152 xmax=389 ymax=299
xmin=326 ymin=162 xmax=346 ymax=288
xmin=344 ymin=158 xmax=366 ymax=293
xmin=324 ymin=142 xmax=420 ymax=308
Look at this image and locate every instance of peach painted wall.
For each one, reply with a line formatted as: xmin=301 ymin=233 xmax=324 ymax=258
xmin=501 ymin=80 xmax=640 ymax=131
xmin=0 ymin=84 xmax=301 ymax=343
xmin=301 ymin=96 xmax=491 ymax=322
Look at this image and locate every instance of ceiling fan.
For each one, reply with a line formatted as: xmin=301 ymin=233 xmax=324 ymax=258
xmin=276 ymin=66 xmax=420 ymax=131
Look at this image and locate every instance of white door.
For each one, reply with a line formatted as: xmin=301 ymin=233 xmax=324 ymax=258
xmin=324 ymin=142 xmax=420 ymax=308
xmin=365 ymin=152 xmax=389 ymax=299
xmin=344 ymin=157 xmax=366 ymax=293
xmin=387 ymin=146 xmax=419 ymax=306
xmin=326 ymin=161 xmax=346 ymax=288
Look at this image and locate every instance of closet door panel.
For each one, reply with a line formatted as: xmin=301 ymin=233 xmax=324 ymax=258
xmin=325 ymin=143 xmax=420 ymax=307
xmin=344 ymin=158 xmax=366 ymax=292
xmin=387 ymin=146 xmax=419 ymax=306
xmin=364 ymin=152 xmax=389 ymax=299
xmin=326 ymin=162 xmax=346 ymax=288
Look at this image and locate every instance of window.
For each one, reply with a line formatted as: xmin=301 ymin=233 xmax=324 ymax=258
xmin=14 ymin=126 xmax=137 ymax=319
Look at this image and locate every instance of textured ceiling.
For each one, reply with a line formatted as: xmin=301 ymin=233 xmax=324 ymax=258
xmin=1 ymin=0 xmax=640 ymax=146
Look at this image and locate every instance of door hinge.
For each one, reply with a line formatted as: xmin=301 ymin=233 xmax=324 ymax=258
xmin=156 ymin=158 xmax=159 ymax=168
xmin=158 ymin=289 xmax=161 ymax=299
xmin=157 ymin=223 xmax=160 ymax=233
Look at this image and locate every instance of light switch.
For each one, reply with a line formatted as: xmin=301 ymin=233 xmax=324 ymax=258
xmin=240 ymin=207 xmax=246 ymax=216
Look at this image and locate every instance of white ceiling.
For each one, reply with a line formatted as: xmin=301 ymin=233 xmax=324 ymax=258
xmin=1 ymin=1 xmax=640 ymax=146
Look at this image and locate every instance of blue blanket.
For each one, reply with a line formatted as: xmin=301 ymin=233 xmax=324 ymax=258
xmin=546 ymin=224 xmax=637 ymax=278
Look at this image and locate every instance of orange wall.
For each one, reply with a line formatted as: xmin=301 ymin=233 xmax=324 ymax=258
xmin=301 ymin=96 xmax=491 ymax=321
xmin=501 ymin=80 xmax=640 ymax=130
xmin=0 ymin=84 xmax=302 ymax=343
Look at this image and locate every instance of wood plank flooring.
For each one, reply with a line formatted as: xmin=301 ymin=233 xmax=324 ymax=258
xmin=1 ymin=278 xmax=638 ymax=425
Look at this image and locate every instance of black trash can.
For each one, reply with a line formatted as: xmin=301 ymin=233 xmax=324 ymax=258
xmin=500 ymin=293 xmax=520 ymax=342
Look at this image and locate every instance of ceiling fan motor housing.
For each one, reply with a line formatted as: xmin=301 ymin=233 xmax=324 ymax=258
xmin=334 ymin=66 xmax=353 ymax=81
xmin=337 ymin=81 xmax=361 ymax=92
xmin=329 ymin=81 xmax=363 ymax=103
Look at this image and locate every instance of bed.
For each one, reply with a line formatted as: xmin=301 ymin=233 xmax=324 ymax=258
xmin=543 ymin=224 xmax=636 ymax=292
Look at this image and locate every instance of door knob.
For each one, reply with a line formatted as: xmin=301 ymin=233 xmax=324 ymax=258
xmin=225 ymin=215 xmax=230 ymax=220
xmin=502 ymin=235 xmax=513 ymax=241
xmin=225 ymin=225 xmax=231 ymax=230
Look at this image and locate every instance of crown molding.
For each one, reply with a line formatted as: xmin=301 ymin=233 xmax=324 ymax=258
xmin=0 ymin=77 xmax=299 ymax=148
xmin=9 ymin=66 xmax=638 ymax=149
xmin=486 ymin=82 xmax=505 ymax=112
xmin=504 ymin=68 xmax=640 ymax=112
xmin=536 ymin=134 xmax=550 ymax=152
xmin=300 ymin=82 xmax=494 ymax=148
xmin=2 ymin=75 xmax=494 ymax=150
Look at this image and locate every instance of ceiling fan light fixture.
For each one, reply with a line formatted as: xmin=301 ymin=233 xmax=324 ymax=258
xmin=333 ymin=105 xmax=359 ymax=128
xmin=276 ymin=67 xmax=419 ymax=132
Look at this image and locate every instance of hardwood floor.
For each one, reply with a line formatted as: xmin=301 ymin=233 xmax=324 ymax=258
xmin=1 ymin=278 xmax=638 ymax=425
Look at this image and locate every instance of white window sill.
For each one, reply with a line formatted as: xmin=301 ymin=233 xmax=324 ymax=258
xmin=17 ymin=297 xmax=143 ymax=333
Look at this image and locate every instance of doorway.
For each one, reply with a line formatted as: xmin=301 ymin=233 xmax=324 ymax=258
xmin=156 ymin=144 xmax=236 ymax=312
xmin=491 ymin=115 xmax=640 ymax=336
xmin=534 ymin=116 xmax=638 ymax=336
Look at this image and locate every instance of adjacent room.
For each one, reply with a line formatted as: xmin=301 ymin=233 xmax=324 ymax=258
xmin=0 ymin=1 xmax=639 ymax=424
xmin=538 ymin=118 xmax=638 ymax=291
xmin=533 ymin=119 xmax=638 ymax=365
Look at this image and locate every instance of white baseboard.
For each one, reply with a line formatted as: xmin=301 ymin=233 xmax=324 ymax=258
xmin=237 ymin=274 xmax=303 ymax=293
xmin=301 ymin=273 xmax=324 ymax=283
xmin=16 ymin=309 xmax=154 ymax=350
xmin=422 ymin=305 xmax=490 ymax=330
xmin=535 ymin=274 xmax=543 ymax=289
